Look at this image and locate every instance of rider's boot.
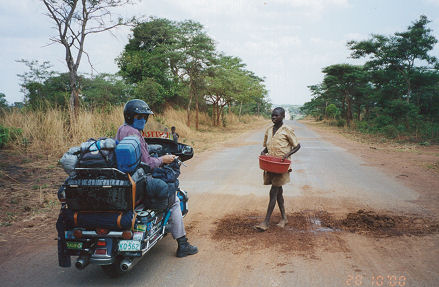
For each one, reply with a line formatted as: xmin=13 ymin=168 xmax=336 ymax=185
xmin=176 ymin=236 xmax=198 ymax=258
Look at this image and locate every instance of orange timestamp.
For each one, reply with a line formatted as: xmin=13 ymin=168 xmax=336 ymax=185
xmin=345 ymin=274 xmax=407 ymax=286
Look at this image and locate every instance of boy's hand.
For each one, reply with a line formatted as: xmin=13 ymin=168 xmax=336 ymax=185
xmin=161 ymin=154 xmax=177 ymax=164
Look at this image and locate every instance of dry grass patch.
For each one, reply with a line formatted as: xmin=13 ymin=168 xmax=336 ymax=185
xmin=0 ymin=106 xmax=267 ymax=156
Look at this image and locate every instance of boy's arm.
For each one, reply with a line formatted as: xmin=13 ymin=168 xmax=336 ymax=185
xmin=282 ymin=143 xmax=301 ymax=160
xmin=261 ymin=128 xmax=269 ymax=155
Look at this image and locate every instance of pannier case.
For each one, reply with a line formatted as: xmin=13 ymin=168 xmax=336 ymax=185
xmin=64 ymin=167 xmax=146 ymax=212
xmin=115 ymin=136 xmax=142 ymax=173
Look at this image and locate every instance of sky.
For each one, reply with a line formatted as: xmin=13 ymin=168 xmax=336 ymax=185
xmin=1 ymin=0 xmax=439 ymax=106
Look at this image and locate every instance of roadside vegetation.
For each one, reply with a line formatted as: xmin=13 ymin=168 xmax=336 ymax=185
xmin=0 ymin=106 xmax=266 ymax=157
xmin=2 ymin=16 xmax=271 ymax=129
xmin=300 ymin=16 xmax=439 ymax=144
xmin=0 ymin=12 xmax=270 ymax=230
xmin=0 ymin=15 xmax=271 ymax=155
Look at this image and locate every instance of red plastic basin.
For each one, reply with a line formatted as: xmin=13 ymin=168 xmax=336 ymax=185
xmin=259 ymin=155 xmax=291 ymax=174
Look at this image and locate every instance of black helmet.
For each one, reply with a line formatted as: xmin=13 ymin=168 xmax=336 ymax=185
xmin=123 ymin=99 xmax=154 ymax=124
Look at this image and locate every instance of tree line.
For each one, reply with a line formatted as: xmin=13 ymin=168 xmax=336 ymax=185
xmin=301 ymin=16 xmax=439 ymax=142
xmin=5 ymin=16 xmax=270 ymax=129
xmin=117 ymin=18 xmax=270 ymax=128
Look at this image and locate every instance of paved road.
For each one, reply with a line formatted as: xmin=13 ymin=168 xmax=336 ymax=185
xmin=183 ymin=120 xmax=418 ymax=210
xmin=1 ymin=120 xmax=437 ymax=287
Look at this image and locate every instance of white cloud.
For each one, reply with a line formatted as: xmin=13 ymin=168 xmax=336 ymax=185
xmin=424 ymin=0 xmax=439 ymax=6
xmin=344 ymin=32 xmax=368 ymax=41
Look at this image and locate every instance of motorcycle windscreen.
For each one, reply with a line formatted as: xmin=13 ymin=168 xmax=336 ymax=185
xmin=144 ymin=138 xmax=194 ymax=161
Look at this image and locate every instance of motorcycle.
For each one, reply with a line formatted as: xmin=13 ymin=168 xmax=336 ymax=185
xmin=56 ymin=137 xmax=193 ymax=277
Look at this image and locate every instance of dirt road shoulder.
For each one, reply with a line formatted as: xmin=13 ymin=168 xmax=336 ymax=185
xmin=300 ymin=120 xmax=439 ymax=217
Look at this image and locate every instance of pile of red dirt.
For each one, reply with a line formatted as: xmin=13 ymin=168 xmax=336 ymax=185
xmin=212 ymin=210 xmax=439 ymax=254
xmin=335 ymin=209 xmax=439 ymax=237
xmin=212 ymin=212 xmax=329 ymax=255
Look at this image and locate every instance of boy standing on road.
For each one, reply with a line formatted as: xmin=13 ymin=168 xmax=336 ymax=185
xmin=256 ymin=107 xmax=301 ymax=231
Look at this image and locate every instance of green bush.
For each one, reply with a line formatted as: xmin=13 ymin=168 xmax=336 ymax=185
xmin=326 ymin=104 xmax=338 ymax=119
xmin=8 ymin=127 xmax=22 ymax=141
xmin=355 ymin=121 xmax=370 ymax=133
xmin=337 ymin=119 xmax=346 ymax=127
xmin=382 ymin=125 xmax=399 ymax=138
xmin=0 ymin=125 xmax=23 ymax=148
xmin=0 ymin=125 xmax=9 ymax=148
xmin=222 ymin=115 xmax=227 ymax=127
xmin=374 ymin=115 xmax=393 ymax=128
xmin=418 ymin=121 xmax=439 ymax=142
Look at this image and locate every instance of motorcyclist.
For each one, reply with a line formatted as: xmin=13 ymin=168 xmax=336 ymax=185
xmin=116 ymin=99 xmax=198 ymax=258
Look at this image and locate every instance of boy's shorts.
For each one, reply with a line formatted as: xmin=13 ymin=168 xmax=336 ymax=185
xmin=263 ymin=171 xmax=290 ymax=187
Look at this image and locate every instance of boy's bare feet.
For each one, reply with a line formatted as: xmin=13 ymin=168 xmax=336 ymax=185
xmin=255 ymin=222 xmax=269 ymax=231
xmin=276 ymin=218 xmax=288 ymax=228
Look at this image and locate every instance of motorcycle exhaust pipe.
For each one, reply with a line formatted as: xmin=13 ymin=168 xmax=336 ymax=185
xmin=120 ymin=257 xmax=141 ymax=272
xmin=75 ymin=256 xmax=90 ymax=270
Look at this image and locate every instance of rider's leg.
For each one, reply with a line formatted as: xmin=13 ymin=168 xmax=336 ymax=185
xmin=168 ymin=192 xmax=198 ymax=258
xmin=276 ymin=186 xmax=288 ymax=228
xmin=256 ymin=185 xmax=279 ymax=231
xmin=168 ymin=194 xmax=186 ymax=239
xmin=145 ymin=179 xmax=197 ymax=257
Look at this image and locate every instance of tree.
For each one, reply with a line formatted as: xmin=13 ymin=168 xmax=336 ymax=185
xmin=117 ymin=18 xmax=181 ymax=111
xmin=0 ymin=92 xmax=8 ymax=110
xmin=176 ymin=20 xmax=215 ymax=129
xmin=348 ymin=15 xmax=438 ymax=104
xmin=118 ymin=18 xmax=216 ymax=129
xmin=205 ymin=55 xmax=244 ymax=125
xmin=17 ymin=59 xmax=63 ymax=109
xmin=326 ymin=104 xmax=338 ymax=119
xmin=302 ymin=16 xmax=439 ymax=141
xmin=204 ymin=54 xmax=267 ymax=126
xmin=321 ymin=64 xmax=367 ymax=126
xmin=42 ymin=0 xmax=136 ymax=118
xmin=81 ymin=73 xmax=130 ymax=107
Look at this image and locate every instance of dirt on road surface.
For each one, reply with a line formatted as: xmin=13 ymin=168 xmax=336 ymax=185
xmin=1 ymin=120 xmax=438 ymax=287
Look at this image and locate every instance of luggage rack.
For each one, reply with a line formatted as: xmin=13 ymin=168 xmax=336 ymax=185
xmin=73 ymin=167 xmax=127 ymax=180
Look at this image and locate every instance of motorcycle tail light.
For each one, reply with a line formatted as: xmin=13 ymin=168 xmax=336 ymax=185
xmin=97 ymin=240 xmax=106 ymax=247
xmin=73 ymin=229 xmax=82 ymax=239
xmin=96 ymin=228 xmax=109 ymax=235
xmin=95 ymin=249 xmax=107 ymax=255
xmin=122 ymin=231 xmax=133 ymax=240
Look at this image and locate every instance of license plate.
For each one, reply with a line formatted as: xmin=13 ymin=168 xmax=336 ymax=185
xmin=66 ymin=241 xmax=83 ymax=250
xmin=118 ymin=240 xmax=141 ymax=251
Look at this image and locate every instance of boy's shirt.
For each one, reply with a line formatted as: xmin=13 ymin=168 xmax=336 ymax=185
xmin=263 ymin=125 xmax=299 ymax=159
